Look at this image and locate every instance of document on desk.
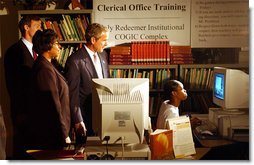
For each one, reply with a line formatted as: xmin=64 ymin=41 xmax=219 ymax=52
xmin=166 ymin=116 xmax=196 ymax=159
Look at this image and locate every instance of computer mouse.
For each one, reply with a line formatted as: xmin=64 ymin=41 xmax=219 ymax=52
xmin=201 ymin=130 xmax=214 ymax=136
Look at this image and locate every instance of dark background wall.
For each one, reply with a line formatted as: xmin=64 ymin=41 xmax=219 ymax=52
xmin=0 ymin=1 xmax=19 ymax=157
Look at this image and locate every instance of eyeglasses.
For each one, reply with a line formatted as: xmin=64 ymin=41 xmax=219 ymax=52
xmin=53 ymin=42 xmax=60 ymax=47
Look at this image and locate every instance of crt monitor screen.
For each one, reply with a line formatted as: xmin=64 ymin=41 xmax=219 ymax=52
xmin=214 ymin=73 xmax=225 ymax=100
xmin=212 ymin=67 xmax=249 ymax=110
xmin=92 ymin=78 xmax=151 ymax=144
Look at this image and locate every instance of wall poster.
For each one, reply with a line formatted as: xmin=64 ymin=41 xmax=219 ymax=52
xmin=191 ymin=0 xmax=249 ymax=48
xmin=93 ymin=0 xmax=191 ymax=46
xmin=93 ymin=0 xmax=249 ymax=48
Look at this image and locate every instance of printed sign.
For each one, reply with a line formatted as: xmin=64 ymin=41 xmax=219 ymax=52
xmin=93 ymin=0 xmax=191 ymax=46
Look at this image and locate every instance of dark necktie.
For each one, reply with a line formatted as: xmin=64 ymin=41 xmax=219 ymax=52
xmin=33 ymin=51 xmax=37 ymax=60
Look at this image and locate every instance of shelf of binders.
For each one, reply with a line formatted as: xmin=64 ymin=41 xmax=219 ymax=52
xmin=18 ymin=9 xmax=92 ymax=68
xmin=178 ymin=63 xmax=249 ymax=114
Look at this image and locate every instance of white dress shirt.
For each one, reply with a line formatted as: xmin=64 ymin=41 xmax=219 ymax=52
xmin=85 ymin=46 xmax=103 ymax=79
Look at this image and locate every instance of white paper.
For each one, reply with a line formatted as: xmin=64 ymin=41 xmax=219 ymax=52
xmin=166 ymin=116 xmax=196 ymax=158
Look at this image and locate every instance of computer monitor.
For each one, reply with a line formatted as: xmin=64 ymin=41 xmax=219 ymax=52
xmin=213 ymin=67 xmax=249 ymax=114
xmin=92 ymin=78 xmax=151 ymax=144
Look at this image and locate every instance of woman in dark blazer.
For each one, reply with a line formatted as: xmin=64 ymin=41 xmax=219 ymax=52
xmin=27 ymin=29 xmax=71 ymax=149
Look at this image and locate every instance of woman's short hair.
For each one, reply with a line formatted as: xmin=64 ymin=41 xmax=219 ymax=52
xmin=32 ymin=29 xmax=58 ymax=55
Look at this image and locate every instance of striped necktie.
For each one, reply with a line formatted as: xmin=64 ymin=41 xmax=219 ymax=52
xmin=93 ymin=53 xmax=103 ymax=79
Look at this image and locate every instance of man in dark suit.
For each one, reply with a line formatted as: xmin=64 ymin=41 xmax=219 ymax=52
xmin=4 ymin=15 xmax=41 ymax=159
xmin=64 ymin=23 xmax=110 ymax=145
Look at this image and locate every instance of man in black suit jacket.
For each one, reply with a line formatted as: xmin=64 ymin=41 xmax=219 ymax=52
xmin=4 ymin=15 xmax=41 ymax=159
xmin=64 ymin=23 xmax=110 ymax=145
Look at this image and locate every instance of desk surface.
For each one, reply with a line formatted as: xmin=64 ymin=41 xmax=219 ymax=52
xmin=27 ymin=147 xmax=210 ymax=160
xmin=175 ymin=148 xmax=210 ymax=160
xmin=191 ymin=113 xmax=235 ymax=148
xmin=193 ymin=148 xmax=210 ymax=160
xmin=193 ymin=128 xmax=234 ymax=148
xmin=26 ymin=150 xmax=82 ymax=160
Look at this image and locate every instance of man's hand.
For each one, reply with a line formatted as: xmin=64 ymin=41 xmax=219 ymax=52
xmin=75 ymin=121 xmax=87 ymax=137
xmin=65 ymin=136 xmax=71 ymax=144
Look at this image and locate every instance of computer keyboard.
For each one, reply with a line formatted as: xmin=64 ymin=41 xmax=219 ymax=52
xmin=194 ymin=120 xmax=221 ymax=140
xmin=195 ymin=120 xmax=218 ymax=135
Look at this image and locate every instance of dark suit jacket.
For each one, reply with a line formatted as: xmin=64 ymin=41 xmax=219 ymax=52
xmin=28 ymin=55 xmax=71 ymax=149
xmin=4 ymin=39 xmax=34 ymax=124
xmin=64 ymin=47 xmax=109 ymax=134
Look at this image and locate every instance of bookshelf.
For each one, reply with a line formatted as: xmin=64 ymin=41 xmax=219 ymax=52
xmin=109 ymin=64 xmax=178 ymax=90
xmin=18 ymin=9 xmax=92 ymax=68
xmin=179 ymin=64 xmax=249 ymax=114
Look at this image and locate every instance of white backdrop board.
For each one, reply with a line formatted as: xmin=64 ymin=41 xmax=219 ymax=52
xmin=93 ymin=0 xmax=249 ymax=48
xmin=191 ymin=0 xmax=249 ymax=48
xmin=93 ymin=0 xmax=191 ymax=46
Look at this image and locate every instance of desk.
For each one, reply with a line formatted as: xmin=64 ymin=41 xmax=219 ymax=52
xmin=26 ymin=136 xmax=211 ymax=160
xmin=193 ymin=148 xmax=210 ymax=160
xmin=191 ymin=114 xmax=234 ymax=148
xmin=26 ymin=149 xmax=82 ymax=160
xmin=175 ymin=148 xmax=210 ymax=160
xmin=193 ymin=131 xmax=234 ymax=148
xmin=191 ymin=116 xmax=250 ymax=160
xmin=26 ymin=147 xmax=210 ymax=160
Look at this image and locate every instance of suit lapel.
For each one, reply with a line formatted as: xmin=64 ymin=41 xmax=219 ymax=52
xmin=80 ymin=48 xmax=98 ymax=78
xmin=40 ymin=56 xmax=67 ymax=82
xmin=19 ymin=40 xmax=34 ymax=67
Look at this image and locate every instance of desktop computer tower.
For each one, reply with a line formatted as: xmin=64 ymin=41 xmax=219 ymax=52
xmin=208 ymin=108 xmax=249 ymax=142
xmin=218 ymin=115 xmax=249 ymax=142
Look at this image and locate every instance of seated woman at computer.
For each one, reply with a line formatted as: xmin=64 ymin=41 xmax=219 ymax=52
xmin=156 ymin=79 xmax=188 ymax=129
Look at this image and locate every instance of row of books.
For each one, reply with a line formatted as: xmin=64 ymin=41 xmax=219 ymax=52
xmin=179 ymin=92 xmax=217 ymax=114
xmin=180 ymin=68 xmax=214 ymax=90
xmin=56 ymin=45 xmax=80 ymax=68
xmin=170 ymin=54 xmax=194 ymax=64
xmin=170 ymin=46 xmax=194 ymax=64
xmin=149 ymin=96 xmax=163 ymax=117
xmin=131 ymin=41 xmax=170 ymax=65
xmin=109 ymin=68 xmax=176 ymax=90
xmin=41 ymin=14 xmax=90 ymax=42
xmin=109 ymin=43 xmax=194 ymax=65
xmin=109 ymin=46 xmax=131 ymax=65
xmin=109 ymin=41 xmax=170 ymax=65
